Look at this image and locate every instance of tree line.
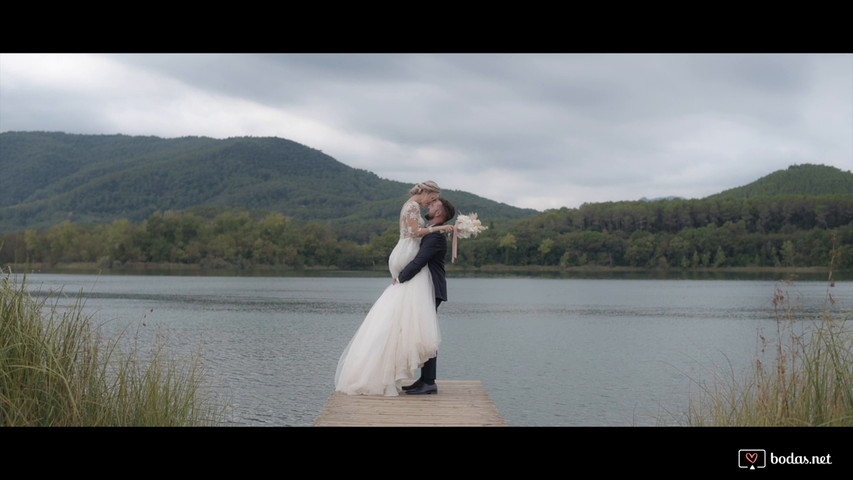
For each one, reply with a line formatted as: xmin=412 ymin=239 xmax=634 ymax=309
xmin=1 ymin=193 xmax=851 ymax=271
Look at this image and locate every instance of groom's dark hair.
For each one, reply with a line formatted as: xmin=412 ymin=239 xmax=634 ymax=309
xmin=437 ymin=196 xmax=456 ymax=223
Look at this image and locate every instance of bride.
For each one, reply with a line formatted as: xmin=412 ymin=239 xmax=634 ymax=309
xmin=335 ymin=181 xmax=455 ymax=396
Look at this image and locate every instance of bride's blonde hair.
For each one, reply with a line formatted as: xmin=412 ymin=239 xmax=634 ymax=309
xmin=409 ymin=180 xmax=441 ymax=196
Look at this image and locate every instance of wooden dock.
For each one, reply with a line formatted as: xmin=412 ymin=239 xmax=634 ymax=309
xmin=313 ymin=380 xmax=507 ymax=426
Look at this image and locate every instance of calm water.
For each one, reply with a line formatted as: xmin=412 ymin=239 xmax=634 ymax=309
xmin=20 ymin=273 xmax=851 ymax=426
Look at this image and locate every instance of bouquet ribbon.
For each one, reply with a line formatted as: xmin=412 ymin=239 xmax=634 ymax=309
xmin=452 ymin=226 xmax=458 ymax=263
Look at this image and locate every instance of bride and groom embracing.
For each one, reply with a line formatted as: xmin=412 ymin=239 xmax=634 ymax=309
xmin=335 ymin=180 xmax=457 ymax=396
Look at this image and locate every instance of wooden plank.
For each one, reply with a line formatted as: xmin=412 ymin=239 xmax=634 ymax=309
xmin=313 ymin=380 xmax=507 ymax=426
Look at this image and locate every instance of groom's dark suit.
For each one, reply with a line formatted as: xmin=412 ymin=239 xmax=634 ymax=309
xmin=398 ymin=229 xmax=447 ymax=304
xmin=397 ymin=226 xmax=448 ymax=386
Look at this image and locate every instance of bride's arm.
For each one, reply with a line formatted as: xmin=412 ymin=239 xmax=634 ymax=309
xmin=402 ymin=202 xmax=432 ymax=237
xmin=402 ymin=202 xmax=452 ymax=237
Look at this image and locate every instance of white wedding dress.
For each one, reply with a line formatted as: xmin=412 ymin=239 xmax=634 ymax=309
xmin=334 ymin=201 xmax=441 ymax=396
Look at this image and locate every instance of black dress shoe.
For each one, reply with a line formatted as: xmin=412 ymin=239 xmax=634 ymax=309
xmin=402 ymin=379 xmax=423 ymax=391
xmin=405 ymin=382 xmax=437 ymax=395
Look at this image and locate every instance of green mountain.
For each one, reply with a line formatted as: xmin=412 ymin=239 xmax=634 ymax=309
xmin=707 ymin=163 xmax=853 ymax=199
xmin=0 ymin=131 xmax=538 ymax=234
xmin=3 ymin=132 xmax=850 ymax=239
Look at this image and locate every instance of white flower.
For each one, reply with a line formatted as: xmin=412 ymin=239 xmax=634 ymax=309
xmin=454 ymin=213 xmax=488 ymax=239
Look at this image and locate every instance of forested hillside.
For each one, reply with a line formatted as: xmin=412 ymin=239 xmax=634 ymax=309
xmin=0 ymin=131 xmax=537 ymax=235
xmin=494 ymin=192 xmax=852 ymax=269
xmin=709 ymin=164 xmax=853 ymax=198
xmin=1 ymin=131 xmax=851 ymax=272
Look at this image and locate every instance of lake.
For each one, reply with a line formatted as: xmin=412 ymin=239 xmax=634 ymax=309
xmin=19 ymin=272 xmax=850 ymax=427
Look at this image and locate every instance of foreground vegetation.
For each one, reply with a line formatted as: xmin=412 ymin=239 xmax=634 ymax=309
xmin=0 ymin=269 xmax=228 ymax=426
xmin=678 ymin=255 xmax=852 ymax=426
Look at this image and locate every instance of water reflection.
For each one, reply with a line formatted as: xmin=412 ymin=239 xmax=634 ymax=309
xmin=21 ymin=273 xmax=850 ymax=426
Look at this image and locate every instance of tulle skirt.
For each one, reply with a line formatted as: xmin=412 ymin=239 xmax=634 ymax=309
xmin=334 ymin=237 xmax=441 ymax=396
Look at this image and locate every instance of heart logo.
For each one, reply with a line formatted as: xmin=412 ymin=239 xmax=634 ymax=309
xmin=745 ymin=453 xmax=758 ymax=464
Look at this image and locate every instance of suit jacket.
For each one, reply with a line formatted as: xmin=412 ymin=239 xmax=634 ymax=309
xmin=397 ymin=229 xmax=448 ymax=302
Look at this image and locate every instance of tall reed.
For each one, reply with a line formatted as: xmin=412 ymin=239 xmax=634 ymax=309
xmin=678 ymin=239 xmax=852 ymax=426
xmin=1 ymin=269 xmax=229 ymax=426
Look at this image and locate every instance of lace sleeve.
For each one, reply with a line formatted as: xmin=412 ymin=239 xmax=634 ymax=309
xmin=399 ymin=201 xmax=425 ymax=238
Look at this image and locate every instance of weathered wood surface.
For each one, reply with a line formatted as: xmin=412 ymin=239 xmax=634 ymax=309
xmin=313 ymin=380 xmax=507 ymax=426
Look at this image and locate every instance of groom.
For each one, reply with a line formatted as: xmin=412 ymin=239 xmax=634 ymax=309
xmin=394 ymin=196 xmax=456 ymax=395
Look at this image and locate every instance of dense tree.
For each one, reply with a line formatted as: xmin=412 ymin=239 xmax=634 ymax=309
xmin=2 ymin=193 xmax=851 ymax=271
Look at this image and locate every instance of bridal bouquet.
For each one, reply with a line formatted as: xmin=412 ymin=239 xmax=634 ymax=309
xmin=454 ymin=213 xmax=488 ymax=239
xmin=451 ymin=212 xmax=487 ymax=263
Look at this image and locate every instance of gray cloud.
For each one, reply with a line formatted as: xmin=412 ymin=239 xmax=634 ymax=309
xmin=2 ymin=53 xmax=850 ymax=211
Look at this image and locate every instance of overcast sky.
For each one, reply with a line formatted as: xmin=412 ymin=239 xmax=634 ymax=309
xmin=1 ymin=53 xmax=851 ymax=211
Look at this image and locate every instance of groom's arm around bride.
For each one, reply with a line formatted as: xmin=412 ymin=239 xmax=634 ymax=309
xmin=394 ymin=196 xmax=455 ymax=304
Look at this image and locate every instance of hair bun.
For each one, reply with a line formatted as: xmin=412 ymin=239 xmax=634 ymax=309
xmin=410 ymin=180 xmax=441 ymax=196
